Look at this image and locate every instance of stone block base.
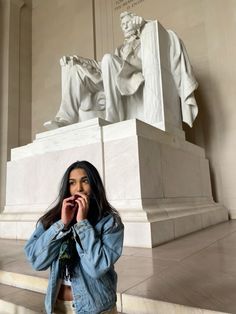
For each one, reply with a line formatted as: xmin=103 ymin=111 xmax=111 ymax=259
xmin=0 ymin=118 xmax=229 ymax=247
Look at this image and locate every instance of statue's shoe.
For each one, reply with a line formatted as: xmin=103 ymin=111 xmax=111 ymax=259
xmin=94 ymin=91 xmax=106 ymax=111
xmin=43 ymin=119 xmax=70 ymax=130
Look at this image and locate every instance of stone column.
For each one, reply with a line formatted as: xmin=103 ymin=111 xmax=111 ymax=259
xmin=0 ymin=0 xmax=25 ymax=211
xmin=94 ymin=0 xmax=115 ymax=60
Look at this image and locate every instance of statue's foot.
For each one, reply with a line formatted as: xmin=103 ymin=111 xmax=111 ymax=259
xmin=43 ymin=120 xmax=60 ymax=130
xmin=94 ymin=91 xmax=106 ymax=110
xmin=43 ymin=119 xmax=70 ymax=130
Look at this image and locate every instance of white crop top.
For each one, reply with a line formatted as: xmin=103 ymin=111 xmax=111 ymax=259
xmin=62 ymin=266 xmax=71 ymax=286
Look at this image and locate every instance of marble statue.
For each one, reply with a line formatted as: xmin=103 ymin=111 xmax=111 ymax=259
xmin=44 ymin=11 xmax=198 ymax=131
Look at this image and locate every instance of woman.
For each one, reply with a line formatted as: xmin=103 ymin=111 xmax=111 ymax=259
xmin=24 ymin=160 xmax=124 ymax=314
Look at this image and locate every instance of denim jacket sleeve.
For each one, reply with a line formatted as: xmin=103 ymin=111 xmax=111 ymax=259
xmin=72 ymin=214 xmax=124 ymax=279
xmin=24 ymin=220 xmax=71 ymax=271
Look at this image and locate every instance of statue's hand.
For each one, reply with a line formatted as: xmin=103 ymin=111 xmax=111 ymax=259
xmin=59 ymin=55 xmax=84 ymax=66
xmin=132 ymin=16 xmax=145 ymax=30
xmin=60 ymin=55 xmax=84 ymax=66
xmin=73 ymin=56 xmax=101 ymax=72
xmin=73 ymin=56 xmax=90 ymax=66
xmin=60 ymin=55 xmax=72 ymax=66
xmin=59 ymin=55 xmax=101 ymax=73
xmin=72 ymin=55 xmax=81 ymax=64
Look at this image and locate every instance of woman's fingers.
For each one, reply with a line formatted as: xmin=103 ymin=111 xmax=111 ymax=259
xmin=74 ymin=193 xmax=89 ymax=206
xmin=62 ymin=197 xmax=77 ymax=219
xmin=62 ymin=193 xmax=89 ymax=223
xmin=63 ymin=196 xmax=79 ymax=208
xmin=75 ymin=197 xmax=87 ymax=210
xmin=64 ymin=195 xmax=75 ymax=202
xmin=75 ymin=198 xmax=89 ymax=221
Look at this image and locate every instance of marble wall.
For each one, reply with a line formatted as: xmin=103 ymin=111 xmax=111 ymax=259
xmin=31 ymin=0 xmax=95 ymax=136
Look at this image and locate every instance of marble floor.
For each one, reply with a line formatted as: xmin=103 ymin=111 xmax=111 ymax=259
xmin=0 ymin=220 xmax=236 ymax=313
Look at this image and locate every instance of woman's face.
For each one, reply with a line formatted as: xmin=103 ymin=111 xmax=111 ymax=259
xmin=68 ymin=168 xmax=92 ymax=196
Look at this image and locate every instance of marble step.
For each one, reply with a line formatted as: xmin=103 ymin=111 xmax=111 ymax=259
xmin=1 ymin=221 xmax=236 ymax=314
xmin=0 ymin=283 xmax=44 ymax=313
xmin=0 ymin=282 xmax=123 ymax=314
xmin=0 ymin=269 xmax=123 ymax=313
xmin=122 ymin=294 xmax=229 ymax=314
xmin=0 ymin=269 xmax=229 ymax=314
xmin=0 ymin=269 xmax=47 ymax=293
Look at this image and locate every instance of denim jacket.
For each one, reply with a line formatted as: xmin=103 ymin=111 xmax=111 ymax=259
xmin=24 ymin=214 xmax=124 ymax=314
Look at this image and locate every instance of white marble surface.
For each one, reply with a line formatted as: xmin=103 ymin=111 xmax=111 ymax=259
xmin=102 ymin=119 xmax=204 ymax=157
xmin=122 ymin=294 xmax=229 ymax=314
xmin=161 ymin=144 xmax=202 ymax=197
xmin=0 ymin=299 xmax=40 ymax=314
xmin=0 ymin=119 xmax=229 ymax=246
xmin=0 ymin=270 xmax=47 ymax=294
xmin=104 ymin=136 xmax=141 ymax=201
xmin=0 ymin=220 xmax=38 ymax=240
xmin=138 ymin=136 xmax=164 ymax=198
xmin=11 ymin=118 xmax=109 ymax=160
xmin=7 ymin=143 xmax=103 ymax=207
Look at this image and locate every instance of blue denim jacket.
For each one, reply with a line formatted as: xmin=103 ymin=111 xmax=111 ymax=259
xmin=24 ymin=214 xmax=124 ymax=314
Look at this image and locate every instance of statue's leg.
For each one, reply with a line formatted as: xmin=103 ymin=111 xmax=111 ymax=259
xmin=55 ymin=65 xmax=100 ymax=124
xmin=101 ymin=54 xmax=123 ymax=122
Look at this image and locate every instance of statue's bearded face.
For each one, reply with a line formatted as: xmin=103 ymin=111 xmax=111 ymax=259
xmin=121 ymin=15 xmax=136 ymax=38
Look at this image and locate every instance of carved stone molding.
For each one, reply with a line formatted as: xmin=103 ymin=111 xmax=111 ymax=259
xmin=11 ymin=0 xmax=24 ymax=9
xmin=0 ymin=0 xmax=25 ymax=9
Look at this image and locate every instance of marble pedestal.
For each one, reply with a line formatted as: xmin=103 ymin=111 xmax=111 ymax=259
xmin=0 ymin=118 xmax=228 ymax=247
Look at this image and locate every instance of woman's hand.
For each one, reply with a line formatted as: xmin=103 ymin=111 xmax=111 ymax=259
xmin=75 ymin=192 xmax=90 ymax=222
xmin=61 ymin=196 xmax=78 ymax=227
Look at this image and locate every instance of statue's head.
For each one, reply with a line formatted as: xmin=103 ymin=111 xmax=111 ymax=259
xmin=120 ymin=11 xmax=138 ymax=38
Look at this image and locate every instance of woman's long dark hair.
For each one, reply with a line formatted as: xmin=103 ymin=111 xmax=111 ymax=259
xmin=39 ymin=160 xmax=120 ymax=229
